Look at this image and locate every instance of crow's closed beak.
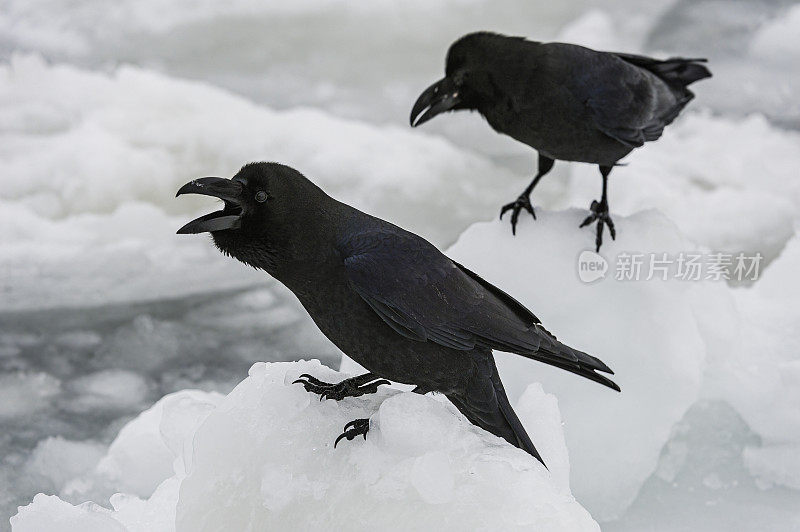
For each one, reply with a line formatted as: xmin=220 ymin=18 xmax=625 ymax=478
xmin=410 ymin=77 xmax=461 ymax=127
xmin=176 ymin=177 xmax=244 ymax=234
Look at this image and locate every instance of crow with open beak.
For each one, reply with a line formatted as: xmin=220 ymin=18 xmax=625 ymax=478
xmin=411 ymin=31 xmax=711 ymax=251
xmin=177 ymin=162 xmax=619 ymax=466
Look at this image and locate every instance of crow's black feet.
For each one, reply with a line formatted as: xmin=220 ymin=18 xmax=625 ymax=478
xmin=579 ymin=200 xmax=616 ymax=252
xmin=500 ymin=194 xmax=536 ymax=235
xmin=292 ymin=372 xmax=390 ymax=401
xmin=334 ymin=418 xmax=370 ymax=448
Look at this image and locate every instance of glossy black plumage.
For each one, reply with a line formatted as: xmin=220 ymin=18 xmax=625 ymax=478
xmin=411 ymin=32 xmax=711 ymax=250
xmin=177 ymin=162 xmax=619 ymax=465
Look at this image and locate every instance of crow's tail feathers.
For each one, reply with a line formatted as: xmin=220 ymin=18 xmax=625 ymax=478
xmin=522 ymin=328 xmax=621 ymax=392
xmin=615 ymin=53 xmax=712 ymax=88
xmin=447 ymin=356 xmax=545 ymax=466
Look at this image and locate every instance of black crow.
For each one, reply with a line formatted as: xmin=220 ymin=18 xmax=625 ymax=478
xmin=176 ymin=162 xmax=619 ymax=466
xmin=410 ymin=32 xmax=711 ymax=251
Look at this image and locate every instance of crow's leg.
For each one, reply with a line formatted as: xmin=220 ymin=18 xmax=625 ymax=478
xmin=500 ymin=154 xmax=555 ymax=235
xmin=334 ymin=418 xmax=370 ymax=448
xmin=293 ymin=372 xmax=391 ymax=401
xmin=579 ymin=165 xmax=616 ymax=252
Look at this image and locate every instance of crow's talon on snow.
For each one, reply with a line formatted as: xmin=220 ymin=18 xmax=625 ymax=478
xmin=500 ymin=195 xmax=536 ymax=235
xmin=293 ymin=372 xmax=390 ymax=401
xmin=334 ymin=418 xmax=370 ymax=448
xmin=579 ymin=200 xmax=616 ymax=252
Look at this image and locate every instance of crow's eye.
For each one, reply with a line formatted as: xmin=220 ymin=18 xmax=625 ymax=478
xmin=255 ymin=191 xmax=268 ymax=203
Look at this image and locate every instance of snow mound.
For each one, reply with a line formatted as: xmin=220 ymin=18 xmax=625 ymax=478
xmin=446 ymin=209 xmax=710 ymax=520
xmin=12 ymin=361 xmax=599 ymax=531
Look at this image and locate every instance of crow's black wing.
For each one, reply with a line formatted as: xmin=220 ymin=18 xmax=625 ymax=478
xmin=545 ymin=44 xmax=700 ymax=148
xmin=586 ymin=59 xmax=682 ymax=147
xmin=338 ymin=227 xmax=618 ymax=390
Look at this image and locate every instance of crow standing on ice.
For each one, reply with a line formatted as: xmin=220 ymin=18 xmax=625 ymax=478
xmin=177 ymin=162 xmax=618 ymax=466
xmin=410 ymin=32 xmax=711 ymax=251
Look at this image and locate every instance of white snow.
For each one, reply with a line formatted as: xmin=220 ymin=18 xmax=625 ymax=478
xmin=11 ymin=361 xmax=599 ymax=532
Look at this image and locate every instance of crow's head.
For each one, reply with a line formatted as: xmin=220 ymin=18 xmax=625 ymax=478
xmin=176 ymin=162 xmax=329 ymax=271
xmin=410 ymin=32 xmax=507 ymax=127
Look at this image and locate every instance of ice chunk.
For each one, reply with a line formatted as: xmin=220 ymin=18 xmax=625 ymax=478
xmin=11 ymin=494 xmax=126 ymax=532
xmin=604 ymin=400 xmax=800 ymax=531
xmin=68 ymin=369 xmax=150 ymax=412
xmin=0 ymin=54 xmax=518 ymax=311
xmin=447 ymin=210 xmax=708 ymax=520
xmin=179 ymin=361 xmax=596 ymax=530
xmin=700 ymin=230 xmax=800 ymax=491
xmin=744 ymin=444 xmax=800 ymax=491
xmin=563 ymin=111 xmax=800 ymax=260
xmin=557 ymin=10 xmax=621 ymax=51
xmin=646 ymin=0 xmax=800 ymax=127
xmin=0 ymin=372 xmax=60 ymax=419
xmin=23 ymin=438 xmax=106 ymax=491
xmin=63 ymin=389 xmax=223 ymax=504
xmin=750 ymin=4 xmax=800 ymax=65
xmin=515 ymin=383 xmax=571 ymax=492
xmin=13 ymin=361 xmax=600 ymax=531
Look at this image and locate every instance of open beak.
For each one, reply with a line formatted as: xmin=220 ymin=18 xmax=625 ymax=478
xmin=175 ymin=177 xmax=244 ymax=234
xmin=409 ymin=77 xmax=461 ymax=127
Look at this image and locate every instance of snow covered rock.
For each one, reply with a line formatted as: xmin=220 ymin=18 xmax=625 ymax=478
xmin=12 ymin=360 xmax=599 ymax=531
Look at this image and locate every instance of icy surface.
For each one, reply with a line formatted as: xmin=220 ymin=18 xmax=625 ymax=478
xmin=562 ymin=112 xmax=800 ymax=261
xmin=0 ymin=54 xmax=521 ymax=311
xmin=646 ymin=0 xmax=800 ymax=127
xmin=0 ymin=289 xmax=342 ymax=524
xmin=11 ymin=361 xmax=599 ymax=532
xmin=439 ymin=211 xmax=800 ymax=525
xmin=3 ymin=0 xmax=800 ymax=528
xmin=447 ymin=211 xmax=708 ymax=520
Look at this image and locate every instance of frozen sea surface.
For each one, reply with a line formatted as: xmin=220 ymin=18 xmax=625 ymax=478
xmin=2 ymin=0 xmax=800 ymax=529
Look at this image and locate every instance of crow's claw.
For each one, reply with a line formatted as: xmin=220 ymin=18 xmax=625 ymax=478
xmin=579 ymin=199 xmax=616 ymax=252
xmin=500 ymin=194 xmax=536 ymax=235
xmin=292 ymin=373 xmax=390 ymax=401
xmin=293 ymin=373 xmax=326 ymax=386
xmin=334 ymin=418 xmax=370 ymax=448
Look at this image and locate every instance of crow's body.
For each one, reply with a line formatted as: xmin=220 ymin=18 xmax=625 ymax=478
xmin=177 ymin=163 xmax=618 ymax=465
xmin=411 ymin=32 xmax=711 ymax=250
